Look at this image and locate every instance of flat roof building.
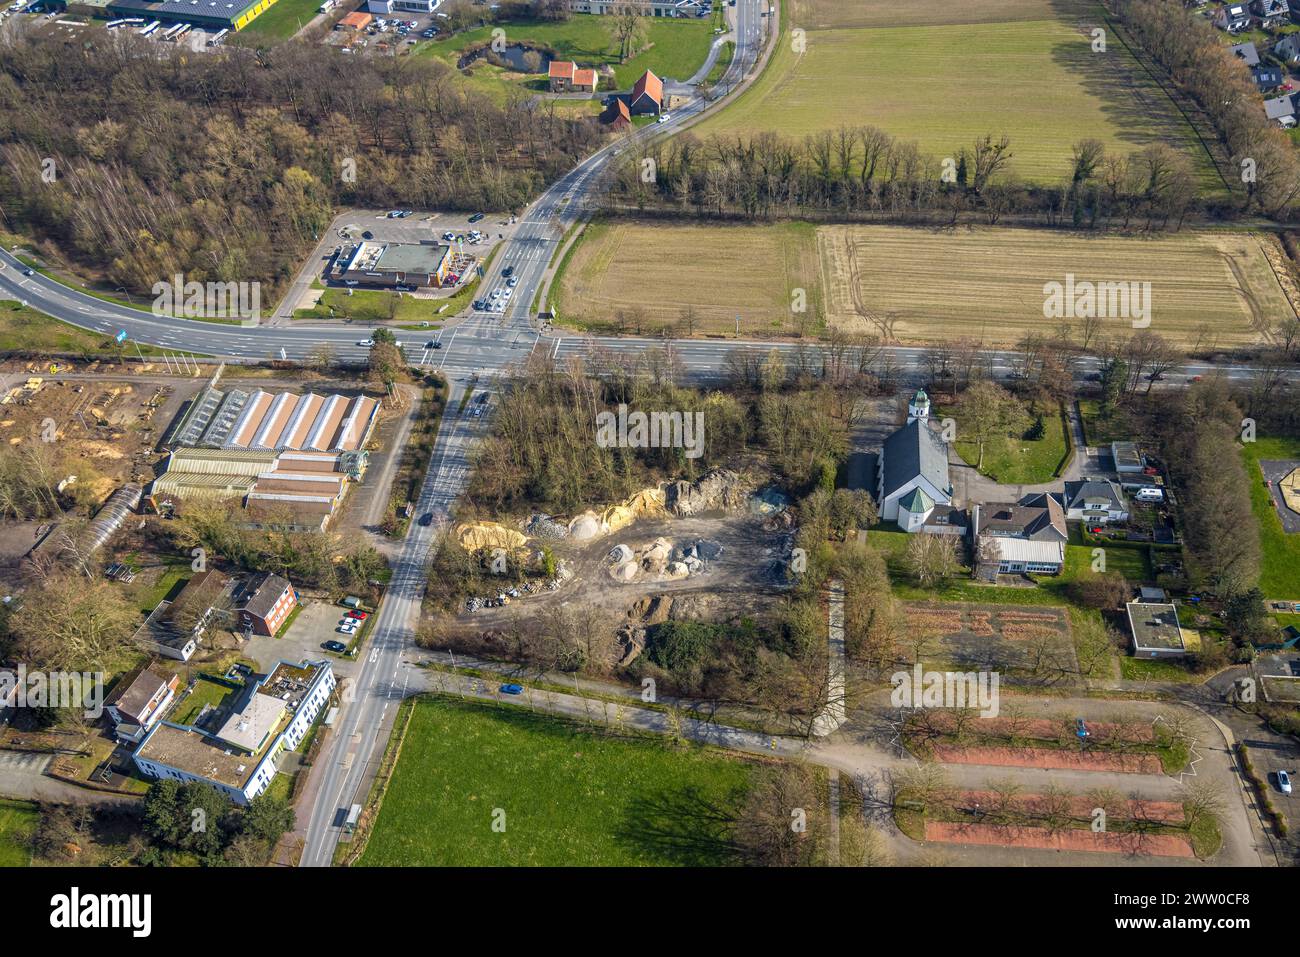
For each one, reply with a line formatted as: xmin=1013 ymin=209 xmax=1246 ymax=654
xmin=330 ymin=240 xmax=452 ymax=289
xmin=1126 ymin=601 xmax=1186 ymax=658
xmin=133 ymin=659 xmax=335 ymax=805
xmin=107 ymin=0 xmax=280 ymax=30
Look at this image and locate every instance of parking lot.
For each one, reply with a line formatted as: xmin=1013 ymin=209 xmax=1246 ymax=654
xmin=244 ymin=599 xmax=364 ymax=679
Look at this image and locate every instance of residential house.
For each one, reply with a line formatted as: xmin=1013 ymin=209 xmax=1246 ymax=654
xmin=971 ymin=495 xmax=1068 ymax=579
xmin=1061 ymin=479 xmax=1129 ymax=523
xmin=1230 ymin=40 xmax=1261 ymax=66
xmin=1126 ymin=601 xmax=1186 ymax=658
xmin=234 ymin=572 xmax=295 ymax=637
xmin=629 ymin=70 xmax=664 ymax=114
xmin=1265 ymin=92 xmax=1299 ymax=126
xmin=549 ymin=60 xmax=577 ymax=92
xmin=1254 ymin=64 xmax=1285 ymax=92
xmin=104 ymin=666 xmax=180 ymax=745
xmin=1251 ymin=0 xmax=1289 ymax=26
xmin=1275 ymin=33 xmax=1300 ymax=62
xmin=133 ymin=660 xmax=335 ymax=805
xmin=1215 ymin=2 xmax=1253 ymax=31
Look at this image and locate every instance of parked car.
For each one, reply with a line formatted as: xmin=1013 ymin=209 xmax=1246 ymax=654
xmin=499 ymin=683 xmax=524 ymax=695
xmin=338 ymin=623 xmax=357 ymax=635
xmin=1279 ymin=770 xmax=1293 ymax=794
xmin=469 ymin=212 xmax=485 ymax=223
xmin=346 ymin=610 xmax=369 ymax=620
xmin=323 ymin=640 xmax=348 ymax=653
xmin=361 ymin=230 xmax=373 ymax=239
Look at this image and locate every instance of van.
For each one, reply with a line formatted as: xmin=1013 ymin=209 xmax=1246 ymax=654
xmin=1134 ymin=487 xmax=1164 ymax=503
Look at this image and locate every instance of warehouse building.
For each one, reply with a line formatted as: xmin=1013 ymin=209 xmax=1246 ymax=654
xmin=165 ymin=387 xmax=380 ymax=454
xmin=149 ymin=447 xmax=368 ymax=532
xmin=106 ymin=0 xmax=281 ymax=31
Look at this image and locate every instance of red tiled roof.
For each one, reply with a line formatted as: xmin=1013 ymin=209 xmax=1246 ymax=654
xmin=632 ymin=70 xmax=663 ymax=106
xmin=549 ymin=60 xmax=576 ymax=80
xmin=603 ymin=98 xmax=631 ymax=125
xmin=573 ymin=68 xmax=598 ymax=88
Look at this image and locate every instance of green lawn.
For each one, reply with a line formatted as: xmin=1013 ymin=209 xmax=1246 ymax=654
xmin=295 ymin=287 xmax=449 ymax=325
xmin=938 ymin=403 xmax=1067 ymax=485
xmin=1242 ymin=436 xmax=1300 ymax=599
xmin=0 ymin=799 xmax=37 ymax=866
xmin=170 ymin=677 xmax=239 ymax=727
xmin=0 ymin=302 xmax=166 ymax=357
xmin=359 ymin=697 xmax=756 ymax=866
xmin=421 ymin=14 xmax=715 ymax=101
xmin=237 ymin=0 xmax=320 ymax=41
xmin=1077 ymin=399 xmax=1132 ymax=446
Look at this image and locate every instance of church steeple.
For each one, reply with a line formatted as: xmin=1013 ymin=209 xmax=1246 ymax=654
xmin=907 ymin=388 xmax=930 ymax=424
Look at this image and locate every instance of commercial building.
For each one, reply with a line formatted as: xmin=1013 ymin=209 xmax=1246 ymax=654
xmin=330 ymin=240 xmax=453 ymax=289
xmin=366 ymin=0 xmax=441 ymax=13
xmin=133 ymin=660 xmax=335 ymax=805
xmin=106 ymin=0 xmax=280 ymax=31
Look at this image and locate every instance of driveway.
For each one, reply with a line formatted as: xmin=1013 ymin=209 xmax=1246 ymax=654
xmin=244 ymin=599 xmax=364 ymax=682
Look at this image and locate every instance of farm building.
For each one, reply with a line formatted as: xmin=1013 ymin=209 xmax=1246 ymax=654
xmin=549 ymin=61 xmax=598 ymax=93
xmin=107 ymin=0 xmax=280 ymax=30
xmin=628 ymin=70 xmax=664 ymax=114
xmin=601 ymin=97 xmax=632 ymax=129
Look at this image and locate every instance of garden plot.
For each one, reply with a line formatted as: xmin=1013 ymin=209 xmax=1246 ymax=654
xmin=905 ymin=602 xmax=1078 ymax=675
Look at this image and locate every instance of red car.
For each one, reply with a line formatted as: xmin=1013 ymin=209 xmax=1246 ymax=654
xmin=347 ymin=610 xmax=368 ymax=620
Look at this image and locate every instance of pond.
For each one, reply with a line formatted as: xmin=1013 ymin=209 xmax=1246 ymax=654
xmin=459 ymin=42 xmax=552 ymax=74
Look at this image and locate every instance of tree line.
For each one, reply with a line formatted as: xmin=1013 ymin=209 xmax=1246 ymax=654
xmin=0 ymin=28 xmax=603 ymax=297
xmin=605 ymin=128 xmax=1202 ymax=229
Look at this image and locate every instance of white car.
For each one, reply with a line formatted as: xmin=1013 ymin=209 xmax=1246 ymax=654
xmin=657 ymin=113 xmax=671 ymax=124
xmin=356 ymin=339 xmax=374 ymax=347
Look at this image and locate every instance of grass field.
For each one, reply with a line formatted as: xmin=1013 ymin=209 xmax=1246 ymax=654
xmin=555 ymin=222 xmax=1286 ymax=346
xmin=1242 ymin=436 xmax=1300 ymax=599
xmin=359 ymin=697 xmax=756 ymax=866
xmin=237 ymin=0 xmax=320 ymax=41
xmin=0 ymin=799 xmax=36 ymax=866
xmin=938 ymin=402 xmax=1067 ymax=484
xmin=295 ymin=287 xmax=448 ymax=325
xmin=421 ymin=15 xmax=714 ymax=103
xmin=0 ymin=301 xmax=168 ymax=356
xmin=694 ymin=0 xmax=1217 ymax=188
xmin=554 ymin=219 xmax=823 ymax=335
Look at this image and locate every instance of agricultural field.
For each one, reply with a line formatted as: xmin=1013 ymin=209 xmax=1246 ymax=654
xmin=553 ymin=220 xmax=823 ymax=336
xmin=694 ymin=0 xmax=1217 ymax=188
xmin=359 ymin=697 xmax=757 ymax=866
xmin=420 ymin=15 xmax=715 ymax=103
xmin=555 ymin=222 xmax=1287 ymax=346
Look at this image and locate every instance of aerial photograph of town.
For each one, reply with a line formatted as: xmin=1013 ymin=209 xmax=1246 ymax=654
xmin=0 ymin=0 xmax=1293 ymax=935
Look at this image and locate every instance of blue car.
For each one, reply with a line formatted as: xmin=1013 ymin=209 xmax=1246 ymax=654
xmin=499 ymin=683 xmax=524 ymax=695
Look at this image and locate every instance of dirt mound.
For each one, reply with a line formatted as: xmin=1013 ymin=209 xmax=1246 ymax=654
xmin=525 ymin=514 xmax=569 ymax=539
xmin=664 ymin=468 xmax=746 ymax=517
